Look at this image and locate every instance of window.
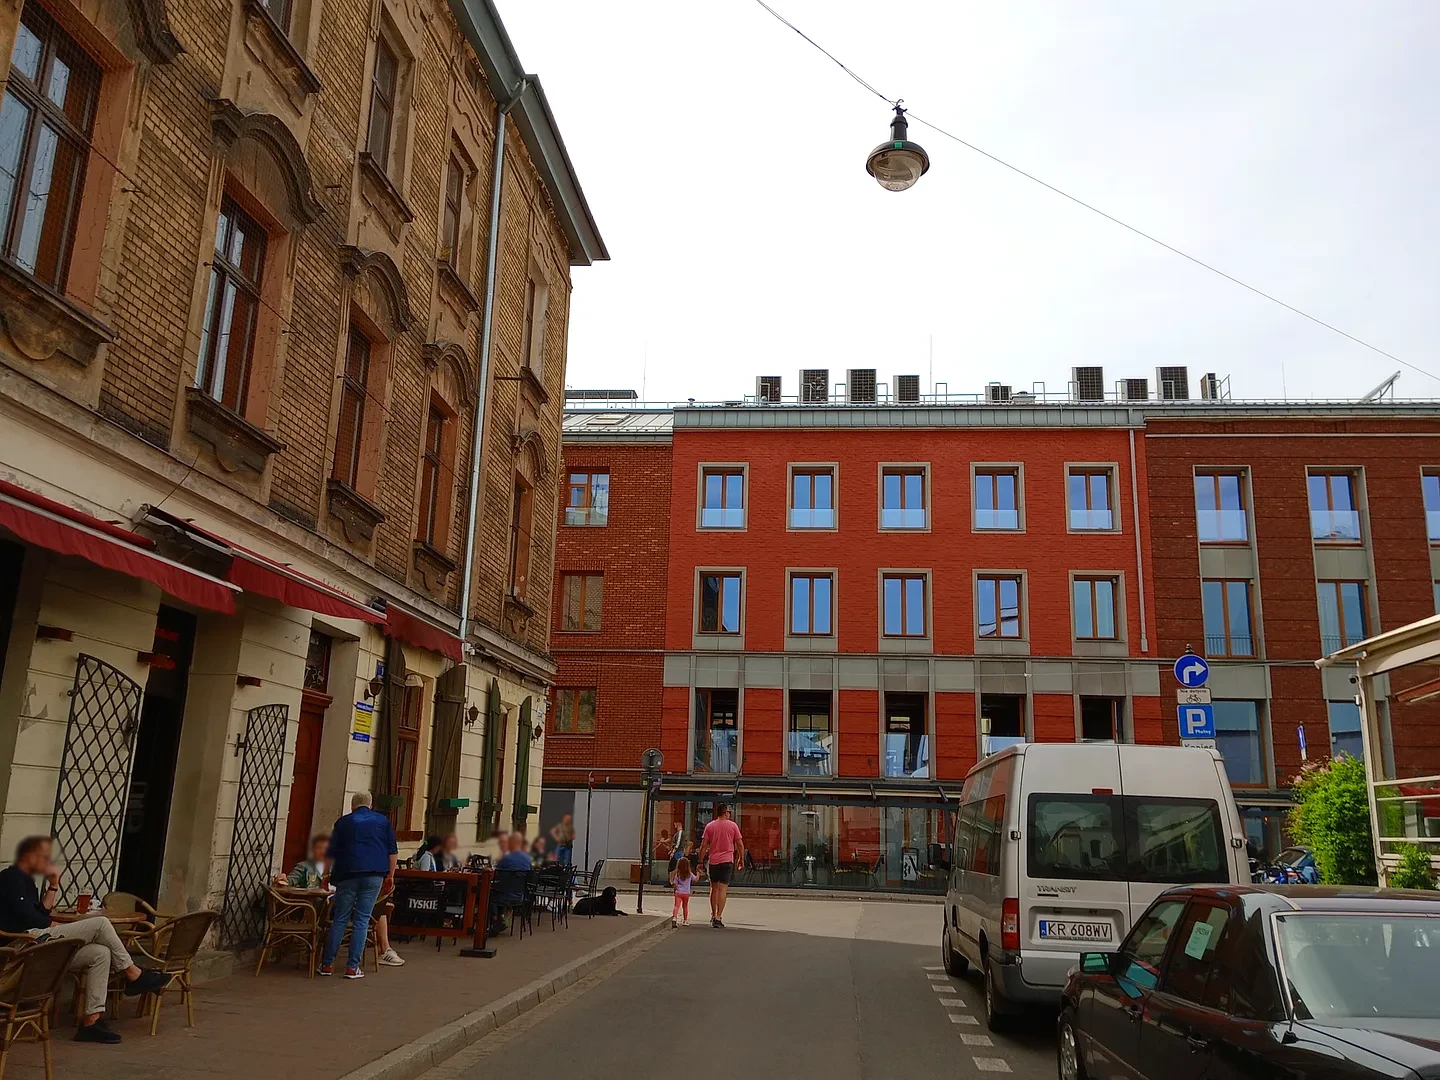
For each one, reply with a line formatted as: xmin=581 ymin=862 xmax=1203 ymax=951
xmin=980 ymin=694 xmax=1024 ymax=756
xmin=1073 ymin=576 xmax=1119 ymax=640
xmin=554 ymin=688 xmax=596 ymax=734
xmin=1317 ymin=580 xmax=1367 ymax=652
xmin=560 ymin=573 xmax=602 ymax=631
xmin=1326 ymin=700 xmax=1364 ymax=760
xmin=1201 ymin=580 xmax=1254 ymax=657
xmin=441 ymin=155 xmax=464 ymax=265
xmin=880 ymin=467 xmax=926 ymax=529
xmin=974 ymin=468 xmax=1020 ymax=530
xmin=520 ymin=271 xmax=548 ymax=377
xmin=0 ymin=7 xmax=100 ymax=289
xmin=1068 ymin=468 xmax=1114 ymax=530
xmin=1029 ymin=794 xmax=1122 ymax=880
xmin=367 ymin=38 xmax=399 ymax=165
xmin=883 ymin=692 xmax=928 ymax=778
xmin=1080 ymin=697 xmax=1123 ymax=742
xmin=261 ymin=0 xmax=293 ymax=32
xmin=566 ymin=471 xmax=609 ymax=526
xmin=390 ymin=681 xmax=422 ymax=834
xmin=699 ymin=572 xmax=741 ymax=634
xmin=196 ymin=199 xmax=267 ymax=413
xmin=699 ymin=467 xmax=745 ymax=528
xmin=332 ymin=328 xmax=371 ymax=488
xmin=882 ymin=573 xmax=926 ymax=637
xmin=789 ymin=573 xmax=833 ymax=636
xmin=1213 ymin=700 xmax=1264 ymax=784
xmin=1027 ymin=794 xmax=1226 ymax=886
xmin=1162 ymin=902 xmax=1233 ymax=1009
xmin=416 ymin=405 xmax=446 ymax=545
xmin=1308 ymin=472 xmax=1361 ymax=543
xmin=977 ymin=574 xmax=1022 ymax=639
xmin=1195 ymin=471 xmax=1249 ymax=543
xmin=788 ymin=691 xmax=832 ymax=776
xmin=1425 ymin=473 xmax=1440 ymax=543
xmin=1276 ymin=913 xmax=1440 ymax=1022
xmin=693 ymin=688 xmax=738 ymax=773
xmin=790 ymin=468 xmax=835 ymax=528
xmin=508 ymin=476 xmax=533 ymax=600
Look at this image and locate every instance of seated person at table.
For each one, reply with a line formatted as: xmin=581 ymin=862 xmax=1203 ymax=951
xmin=529 ymin=835 xmax=548 ymax=863
xmin=440 ymin=834 xmax=462 ymax=871
xmin=277 ymin=833 xmax=330 ymax=888
xmin=0 ymin=836 xmax=169 ymax=1043
xmin=488 ymin=832 xmax=532 ymax=932
xmin=414 ymin=836 xmax=444 ymax=872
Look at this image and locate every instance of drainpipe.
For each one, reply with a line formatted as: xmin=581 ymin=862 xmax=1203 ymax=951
xmin=458 ymin=79 xmax=527 ymax=645
xmin=1128 ymin=427 xmax=1148 ymax=654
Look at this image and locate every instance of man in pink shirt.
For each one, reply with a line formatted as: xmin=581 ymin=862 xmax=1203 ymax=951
xmin=696 ymin=802 xmax=745 ymax=928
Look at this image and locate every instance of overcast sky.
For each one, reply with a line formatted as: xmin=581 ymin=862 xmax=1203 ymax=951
xmin=500 ymin=1 xmax=1440 ymax=404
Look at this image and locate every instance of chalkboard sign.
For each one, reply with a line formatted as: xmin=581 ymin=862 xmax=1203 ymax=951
xmin=388 ymin=870 xmax=478 ymax=937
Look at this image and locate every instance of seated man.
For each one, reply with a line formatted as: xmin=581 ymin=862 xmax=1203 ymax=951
xmin=439 ymin=834 xmax=462 ymax=872
xmin=488 ymin=832 xmax=532 ymax=933
xmin=277 ymin=833 xmax=330 ymax=889
xmin=0 ymin=836 xmax=168 ymax=1043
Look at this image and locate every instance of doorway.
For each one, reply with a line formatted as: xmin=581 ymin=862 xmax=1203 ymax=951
xmin=117 ymin=605 xmax=196 ymax=900
xmin=284 ymin=630 xmax=332 ymax=868
xmin=883 ymin=692 xmax=928 ymax=778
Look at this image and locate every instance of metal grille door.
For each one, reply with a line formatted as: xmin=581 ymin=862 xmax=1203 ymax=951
xmin=50 ymin=655 xmax=143 ymax=906
xmin=219 ymin=703 xmax=289 ymax=950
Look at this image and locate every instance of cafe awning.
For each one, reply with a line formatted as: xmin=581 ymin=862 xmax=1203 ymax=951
xmin=386 ymin=605 xmax=464 ymax=663
xmin=0 ymin=480 xmax=238 ymax=613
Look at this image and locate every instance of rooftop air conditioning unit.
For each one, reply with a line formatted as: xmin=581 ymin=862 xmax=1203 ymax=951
xmin=1071 ymin=366 xmax=1105 ymax=402
xmin=894 ymin=374 xmax=921 ymax=403
xmin=800 ymin=368 xmax=829 ymax=404
xmin=756 ymin=375 xmax=782 ymax=403
xmin=1156 ymin=366 xmax=1190 ymax=401
xmin=846 ymin=368 xmax=877 ymax=404
xmin=986 ymin=383 xmax=1012 ymax=404
xmin=1199 ymin=372 xmax=1222 ymax=400
xmin=1122 ymin=378 xmax=1149 ymax=402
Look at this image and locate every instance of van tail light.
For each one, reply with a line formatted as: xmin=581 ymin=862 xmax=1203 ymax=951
xmin=1001 ymin=897 xmax=1020 ymax=952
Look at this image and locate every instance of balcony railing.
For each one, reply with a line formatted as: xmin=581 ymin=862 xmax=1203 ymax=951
xmin=1197 ymin=508 xmax=1248 ymax=542
xmin=1069 ymin=507 xmax=1114 ymax=531
xmin=881 ymin=507 xmax=926 ymax=529
xmin=700 ymin=506 xmax=745 ymax=529
xmin=1310 ymin=509 xmax=1361 ymax=543
xmin=975 ymin=507 xmax=1019 ymax=530
xmin=790 ymin=507 xmax=835 ymax=529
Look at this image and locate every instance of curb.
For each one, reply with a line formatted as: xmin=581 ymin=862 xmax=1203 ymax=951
xmin=616 ymin=884 xmax=944 ymax=905
xmin=340 ymin=917 xmax=668 ymax=1080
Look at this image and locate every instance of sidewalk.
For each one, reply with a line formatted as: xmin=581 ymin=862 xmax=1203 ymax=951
xmin=7 ymin=913 xmax=662 ymax=1080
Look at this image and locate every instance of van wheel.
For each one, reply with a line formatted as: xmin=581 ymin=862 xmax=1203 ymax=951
xmin=984 ymin=961 xmax=1012 ymax=1032
xmin=942 ymin=926 xmax=968 ymax=976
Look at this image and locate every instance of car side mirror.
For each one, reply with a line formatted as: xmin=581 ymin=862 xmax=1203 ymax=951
xmin=1079 ymin=952 xmax=1112 ymax=975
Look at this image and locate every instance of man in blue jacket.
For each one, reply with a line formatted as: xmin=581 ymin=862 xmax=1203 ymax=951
xmin=321 ymin=792 xmax=398 ymax=978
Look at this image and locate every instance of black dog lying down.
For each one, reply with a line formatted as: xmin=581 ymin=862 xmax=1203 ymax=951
xmin=573 ymin=886 xmax=628 ymax=916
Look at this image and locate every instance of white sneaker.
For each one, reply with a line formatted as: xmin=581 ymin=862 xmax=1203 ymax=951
xmin=378 ymin=949 xmax=405 ymax=967
xmin=670 ymin=916 xmax=677 ymax=928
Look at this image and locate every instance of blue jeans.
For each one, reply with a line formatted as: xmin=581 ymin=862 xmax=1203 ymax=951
xmin=556 ymin=845 xmax=572 ymax=866
xmin=323 ymin=874 xmax=383 ymax=970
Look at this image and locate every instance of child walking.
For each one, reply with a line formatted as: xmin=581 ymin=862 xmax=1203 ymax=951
xmin=669 ymin=856 xmax=697 ymax=927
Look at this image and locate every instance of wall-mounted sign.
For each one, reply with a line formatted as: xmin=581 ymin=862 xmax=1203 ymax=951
xmin=352 ymin=701 xmax=374 ymax=742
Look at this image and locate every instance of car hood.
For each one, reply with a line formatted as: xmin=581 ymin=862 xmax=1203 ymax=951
xmin=1302 ymin=1019 xmax=1440 ymax=1073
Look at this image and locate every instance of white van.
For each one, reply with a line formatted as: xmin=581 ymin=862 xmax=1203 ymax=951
xmin=940 ymin=743 xmax=1248 ymax=1029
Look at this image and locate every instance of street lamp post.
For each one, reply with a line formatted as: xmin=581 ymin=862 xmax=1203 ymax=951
xmin=866 ymin=104 xmax=930 ymax=192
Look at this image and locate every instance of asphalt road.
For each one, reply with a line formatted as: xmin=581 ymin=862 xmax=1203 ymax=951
xmin=425 ymin=897 xmax=1057 ymax=1080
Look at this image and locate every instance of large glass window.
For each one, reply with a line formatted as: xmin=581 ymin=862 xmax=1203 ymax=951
xmin=698 ymin=572 xmax=741 ymax=634
xmin=980 ymin=694 xmax=1024 ymax=756
xmin=560 ymin=573 xmax=602 ymax=631
xmin=788 ymin=691 xmax=832 ymax=776
xmin=1068 ymin=468 xmax=1114 ymax=530
xmin=790 ymin=573 xmax=833 ymax=635
xmin=565 ymin=471 xmax=609 ymax=526
xmin=882 ymin=573 xmax=926 ymax=637
xmin=1213 ymin=700 xmax=1264 ymax=784
xmin=1317 ymin=580 xmax=1367 ymax=652
xmin=1026 ymin=794 xmax=1225 ymax=884
xmin=1308 ymin=472 xmax=1361 ymax=543
xmin=1201 ymin=579 xmax=1254 ymax=657
xmin=790 ymin=468 xmax=835 ymax=528
xmin=197 ymin=199 xmax=267 ymax=414
xmin=700 ymin=468 xmax=745 ymax=528
xmin=974 ymin=468 xmax=1019 ymax=530
xmin=1029 ymin=795 xmax=1123 ymax=879
xmin=366 ymin=37 xmax=399 ymax=165
xmin=978 ymin=575 xmax=1022 ymax=638
xmin=416 ymin=404 xmax=446 ymax=545
xmin=332 ymin=327 xmax=370 ymax=488
xmin=881 ymin=467 xmax=926 ymax=529
xmin=1115 ymin=899 xmax=1187 ymax=991
xmin=1425 ymin=472 xmax=1440 ymax=543
xmin=1161 ymin=902 xmax=1233 ymax=1008
xmin=0 ymin=7 xmax=99 ymax=290
xmin=693 ymin=689 xmax=738 ymax=773
xmin=1326 ymin=700 xmax=1364 ymax=760
xmin=441 ymin=154 xmax=464 ymax=266
xmin=1195 ymin=471 xmax=1249 ymax=543
xmin=883 ymin=692 xmax=928 ymax=778
xmin=1073 ymin=576 xmax=1118 ymax=640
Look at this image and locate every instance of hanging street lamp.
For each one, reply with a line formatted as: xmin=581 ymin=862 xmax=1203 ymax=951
xmin=866 ymin=104 xmax=929 ymax=192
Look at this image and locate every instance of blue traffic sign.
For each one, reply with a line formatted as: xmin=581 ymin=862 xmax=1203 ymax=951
xmin=1173 ymin=654 xmax=1210 ymax=688
xmin=1178 ymin=704 xmax=1216 ymax=739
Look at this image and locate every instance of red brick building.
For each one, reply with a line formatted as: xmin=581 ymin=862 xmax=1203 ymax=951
xmin=545 ymin=381 xmax=1440 ymax=884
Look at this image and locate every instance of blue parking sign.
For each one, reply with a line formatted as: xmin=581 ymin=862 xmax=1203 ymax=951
xmin=1178 ymin=704 xmax=1215 ymax=739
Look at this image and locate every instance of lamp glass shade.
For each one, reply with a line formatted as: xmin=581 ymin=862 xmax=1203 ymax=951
xmin=867 ymin=144 xmax=928 ymax=192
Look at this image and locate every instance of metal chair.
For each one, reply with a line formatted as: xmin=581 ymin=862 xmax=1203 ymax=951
xmin=572 ymin=860 xmax=605 ymax=918
xmin=488 ymin=868 xmax=531 ymax=938
xmin=0 ymin=938 xmax=82 ymax=1080
xmin=129 ymin=910 xmax=218 ymax=1035
xmin=255 ymin=888 xmax=322 ymax=977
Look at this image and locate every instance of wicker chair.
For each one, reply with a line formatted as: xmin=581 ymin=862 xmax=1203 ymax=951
xmin=0 ymin=938 xmax=82 ymax=1080
xmin=129 ymin=910 xmax=218 ymax=1035
xmin=255 ymin=888 xmax=322 ymax=977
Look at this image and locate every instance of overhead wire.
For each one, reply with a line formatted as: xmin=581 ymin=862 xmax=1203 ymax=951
xmin=750 ymin=0 xmax=1438 ymax=386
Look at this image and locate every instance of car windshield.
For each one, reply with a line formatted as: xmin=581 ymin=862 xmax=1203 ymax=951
xmin=1277 ymin=913 xmax=1440 ymax=1020
xmin=1275 ymin=848 xmax=1310 ymax=867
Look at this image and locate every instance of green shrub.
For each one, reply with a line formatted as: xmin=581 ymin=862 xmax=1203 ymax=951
xmin=1287 ymin=756 xmax=1377 ymax=885
xmin=1389 ymin=844 xmax=1436 ymax=890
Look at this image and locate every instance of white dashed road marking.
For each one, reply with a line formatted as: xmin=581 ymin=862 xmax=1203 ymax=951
xmin=959 ymin=1033 xmax=993 ymax=1046
xmin=926 ymin=973 xmax=949 ymax=981
xmin=922 ymin=965 xmax=945 ymax=971
xmin=948 ymin=1013 xmax=979 ymax=1025
xmin=973 ymin=1058 xmax=1012 ymax=1073
xmin=939 ymin=997 xmax=967 ymax=1008
xmin=931 ymin=984 xmax=959 ymax=993
xmin=922 ymin=962 xmax=1010 ymax=1075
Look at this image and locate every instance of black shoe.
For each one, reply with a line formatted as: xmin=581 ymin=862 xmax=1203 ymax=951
xmin=711 ymin=918 xmax=722 ymax=928
xmin=75 ymin=1019 xmax=121 ymax=1044
xmin=124 ymin=969 xmax=169 ymax=996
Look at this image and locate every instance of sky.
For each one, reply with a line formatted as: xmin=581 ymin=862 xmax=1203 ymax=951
xmin=499 ymin=1 xmax=1440 ymax=404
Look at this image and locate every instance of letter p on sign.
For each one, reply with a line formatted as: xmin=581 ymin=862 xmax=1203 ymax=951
xmin=1178 ymin=704 xmax=1215 ymax=739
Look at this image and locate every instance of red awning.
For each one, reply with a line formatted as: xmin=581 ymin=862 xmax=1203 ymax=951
xmin=386 ymin=605 xmax=464 ymax=662
xmin=0 ymin=480 xmax=238 ymax=613
xmin=145 ymin=507 xmax=384 ymax=625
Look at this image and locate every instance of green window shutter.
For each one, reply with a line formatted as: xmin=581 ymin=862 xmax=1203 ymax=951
xmin=477 ymin=677 xmax=502 ymax=840
xmin=512 ymin=696 xmax=532 ymax=829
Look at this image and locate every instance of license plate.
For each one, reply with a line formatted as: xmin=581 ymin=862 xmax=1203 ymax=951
xmin=1038 ymin=920 xmax=1113 ymax=942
